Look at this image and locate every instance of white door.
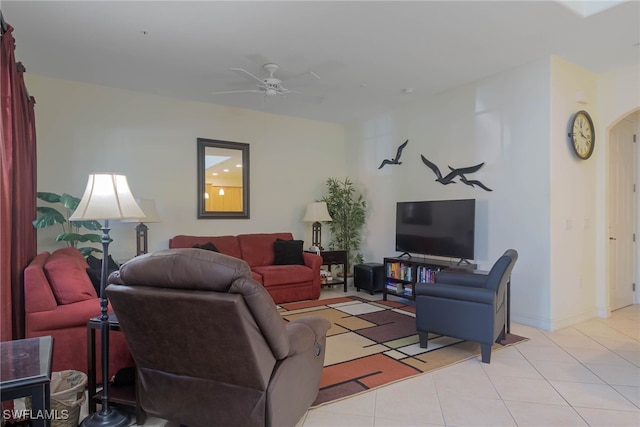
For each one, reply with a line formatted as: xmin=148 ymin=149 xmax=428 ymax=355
xmin=608 ymin=115 xmax=637 ymax=310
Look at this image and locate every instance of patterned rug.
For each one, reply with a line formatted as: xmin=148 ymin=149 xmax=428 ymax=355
xmin=279 ymin=296 xmax=527 ymax=407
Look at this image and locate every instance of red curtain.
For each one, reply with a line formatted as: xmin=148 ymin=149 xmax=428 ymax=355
xmin=1 ymin=23 xmax=37 ymax=341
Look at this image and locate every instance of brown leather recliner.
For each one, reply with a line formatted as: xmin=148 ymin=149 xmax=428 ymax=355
xmin=106 ymin=248 xmax=330 ymax=427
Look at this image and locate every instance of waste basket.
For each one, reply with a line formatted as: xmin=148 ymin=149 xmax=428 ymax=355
xmin=27 ymin=370 xmax=87 ymax=427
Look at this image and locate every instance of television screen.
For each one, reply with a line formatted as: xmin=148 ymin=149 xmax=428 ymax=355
xmin=395 ymin=199 xmax=475 ymax=260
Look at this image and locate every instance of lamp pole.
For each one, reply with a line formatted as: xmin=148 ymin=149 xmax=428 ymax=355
xmin=81 ymin=220 xmax=130 ymax=427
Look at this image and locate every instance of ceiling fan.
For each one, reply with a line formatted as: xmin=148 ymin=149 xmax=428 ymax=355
xmin=212 ymin=63 xmax=324 ymax=104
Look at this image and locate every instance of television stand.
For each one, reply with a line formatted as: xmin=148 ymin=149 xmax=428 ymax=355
xmin=397 ymin=252 xmax=412 ymax=258
xmin=457 ymin=258 xmax=472 ymax=265
xmin=383 ymin=256 xmax=477 ymax=301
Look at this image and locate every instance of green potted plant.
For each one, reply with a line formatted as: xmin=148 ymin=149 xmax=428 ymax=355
xmin=32 ymin=192 xmax=103 ymax=257
xmin=322 ymin=177 xmax=367 ymax=275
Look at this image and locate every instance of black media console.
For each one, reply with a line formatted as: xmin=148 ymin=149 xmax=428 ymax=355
xmin=383 ymin=256 xmax=477 ymax=301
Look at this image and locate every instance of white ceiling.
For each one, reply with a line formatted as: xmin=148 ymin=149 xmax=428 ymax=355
xmin=2 ymin=1 xmax=639 ymax=125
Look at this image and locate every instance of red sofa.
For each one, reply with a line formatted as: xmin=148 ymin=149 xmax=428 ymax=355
xmin=24 ymin=247 xmax=133 ymax=377
xmin=169 ymin=233 xmax=322 ymax=304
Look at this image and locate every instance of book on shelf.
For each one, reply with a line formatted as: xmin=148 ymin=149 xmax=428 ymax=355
xmin=386 ymin=262 xmax=412 ymax=281
xmin=416 ymin=266 xmax=438 ymax=283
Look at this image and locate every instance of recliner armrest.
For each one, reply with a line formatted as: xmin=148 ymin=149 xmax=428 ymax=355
xmin=286 ymin=316 xmax=331 ymax=357
xmin=435 ymin=271 xmax=487 ymax=288
xmin=415 ymin=283 xmax=495 ymax=305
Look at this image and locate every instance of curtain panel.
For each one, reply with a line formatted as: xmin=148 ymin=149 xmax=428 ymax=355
xmin=1 ymin=23 xmax=37 ymax=341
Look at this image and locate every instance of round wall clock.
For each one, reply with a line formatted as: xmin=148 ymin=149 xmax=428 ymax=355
xmin=568 ymin=110 xmax=595 ymax=160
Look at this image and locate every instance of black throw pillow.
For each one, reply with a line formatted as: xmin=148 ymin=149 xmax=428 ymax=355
xmin=86 ymin=254 xmax=120 ymax=295
xmin=86 ymin=268 xmax=102 ymax=295
xmin=193 ymin=242 xmax=219 ymax=252
xmin=273 ymin=238 xmax=305 ymax=265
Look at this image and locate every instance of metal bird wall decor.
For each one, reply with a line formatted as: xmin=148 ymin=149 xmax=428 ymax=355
xmin=378 ymin=139 xmax=409 ymax=169
xmin=420 ymin=155 xmax=493 ymax=191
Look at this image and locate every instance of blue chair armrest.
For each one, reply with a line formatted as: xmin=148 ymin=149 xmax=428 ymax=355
xmin=435 ymin=271 xmax=487 ymax=288
xmin=415 ymin=282 xmax=495 ymax=305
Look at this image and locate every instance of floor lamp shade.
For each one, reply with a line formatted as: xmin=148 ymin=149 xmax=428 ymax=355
xmin=70 ymin=173 xmax=142 ymax=427
xmin=122 ymin=198 xmax=162 ymax=255
xmin=303 ymin=202 xmax=332 ymax=250
xmin=70 ymin=174 xmax=145 ymax=221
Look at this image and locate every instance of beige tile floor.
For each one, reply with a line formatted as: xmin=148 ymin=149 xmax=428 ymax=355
xmin=80 ymin=285 xmax=640 ymax=427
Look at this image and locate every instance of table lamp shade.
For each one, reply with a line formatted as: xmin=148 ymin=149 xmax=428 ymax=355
xmin=121 ymin=198 xmax=161 ymax=223
xmin=70 ymin=174 xmax=144 ymax=221
xmin=303 ymin=202 xmax=332 ymax=222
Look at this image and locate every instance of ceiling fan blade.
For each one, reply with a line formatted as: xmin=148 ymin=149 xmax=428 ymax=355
xmin=283 ymin=71 xmax=321 ymax=88
xmin=211 ymin=89 xmax=263 ymax=95
xmin=230 ymin=68 xmax=264 ymax=84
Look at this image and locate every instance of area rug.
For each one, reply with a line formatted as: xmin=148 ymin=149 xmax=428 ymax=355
xmin=279 ymin=296 xmax=527 ymax=407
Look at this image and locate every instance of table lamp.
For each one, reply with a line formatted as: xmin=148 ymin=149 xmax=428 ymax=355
xmin=70 ymin=173 xmax=144 ymax=427
xmin=303 ymin=201 xmax=332 ymax=250
xmin=122 ymin=198 xmax=161 ymax=256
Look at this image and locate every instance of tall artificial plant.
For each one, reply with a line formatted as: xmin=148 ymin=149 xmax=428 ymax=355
xmin=322 ymin=177 xmax=367 ymax=274
xmin=32 ymin=192 xmax=103 ymax=257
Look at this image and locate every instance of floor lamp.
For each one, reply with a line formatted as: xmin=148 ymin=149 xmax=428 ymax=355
xmin=303 ymin=201 xmax=333 ymax=250
xmin=70 ymin=174 xmax=145 ymax=427
xmin=122 ymin=198 xmax=161 ymax=256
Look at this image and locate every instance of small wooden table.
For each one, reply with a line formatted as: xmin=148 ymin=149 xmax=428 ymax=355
xmin=318 ymin=250 xmax=348 ymax=292
xmin=1 ymin=336 xmax=53 ymax=427
xmin=87 ymin=313 xmax=146 ymax=424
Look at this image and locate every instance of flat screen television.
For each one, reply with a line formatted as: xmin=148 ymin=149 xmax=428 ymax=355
xmin=395 ymin=199 xmax=475 ymax=260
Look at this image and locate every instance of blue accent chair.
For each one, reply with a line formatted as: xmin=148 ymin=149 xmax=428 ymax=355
xmin=415 ymin=249 xmax=518 ymax=363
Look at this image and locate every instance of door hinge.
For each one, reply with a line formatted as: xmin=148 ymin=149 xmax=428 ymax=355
xmin=634 ymin=283 xmax=636 ymax=292
xmin=634 ymin=134 xmax=637 ymax=143
xmin=634 ymin=233 xmax=636 ymax=242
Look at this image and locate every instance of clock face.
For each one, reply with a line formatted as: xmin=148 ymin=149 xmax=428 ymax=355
xmin=570 ymin=111 xmax=595 ymax=160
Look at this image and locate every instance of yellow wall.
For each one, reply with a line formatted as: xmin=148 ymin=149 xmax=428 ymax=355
xmin=27 ymin=74 xmax=346 ymax=260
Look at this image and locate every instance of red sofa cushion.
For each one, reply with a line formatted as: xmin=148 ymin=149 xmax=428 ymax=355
xmin=44 ymin=248 xmax=97 ymax=304
xmin=252 ymin=265 xmax=314 ymax=287
xmin=237 ymin=233 xmax=293 ymax=267
xmin=169 ymin=235 xmax=242 ymax=259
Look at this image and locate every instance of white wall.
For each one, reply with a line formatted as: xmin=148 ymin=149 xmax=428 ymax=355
xmin=27 ymin=75 xmax=346 ymax=261
xmin=549 ymin=57 xmax=599 ymax=328
xmin=346 ymin=58 xmax=553 ymax=329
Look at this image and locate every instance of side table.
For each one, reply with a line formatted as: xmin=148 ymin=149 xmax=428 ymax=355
xmin=1 ymin=336 xmax=53 ymax=427
xmin=318 ymin=250 xmax=348 ymax=292
xmin=87 ymin=313 xmax=146 ymax=424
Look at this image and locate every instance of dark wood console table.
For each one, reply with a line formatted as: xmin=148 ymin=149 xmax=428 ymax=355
xmin=87 ymin=313 xmax=146 ymax=424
